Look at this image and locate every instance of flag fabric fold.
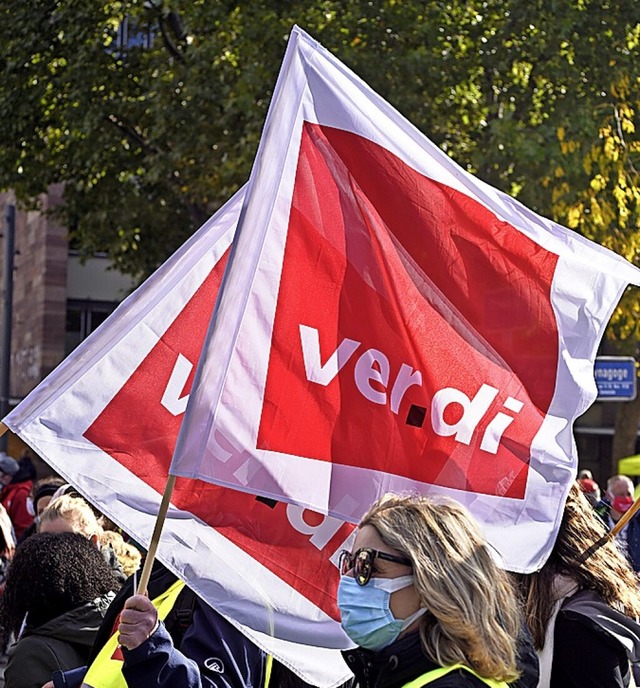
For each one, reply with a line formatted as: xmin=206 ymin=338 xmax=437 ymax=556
xmin=170 ymin=26 xmax=640 ymax=574
xmin=3 ymin=187 xmax=354 ymax=687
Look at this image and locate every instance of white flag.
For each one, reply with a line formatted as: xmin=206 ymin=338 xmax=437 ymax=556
xmin=170 ymin=26 xmax=640 ymax=573
xmin=4 ymin=186 xmax=354 ymax=687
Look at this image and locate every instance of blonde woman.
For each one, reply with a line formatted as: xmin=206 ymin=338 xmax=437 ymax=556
xmin=517 ymin=482 xmax=640 ymax=687
xmin=338 ymin=493 xmax=526 ymax=687
xmin=38 ymin=494 xmax=103 ymax=544
xmin=39 ymin=494 xmax=127 ymax=585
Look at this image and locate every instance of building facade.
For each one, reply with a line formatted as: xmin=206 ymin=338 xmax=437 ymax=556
xmin=0 ymin=187 xmax=135 ymax=463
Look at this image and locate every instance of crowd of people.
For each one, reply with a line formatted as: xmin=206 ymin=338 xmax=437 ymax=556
xmin=0 ymin=450 xmax=637 ymax=687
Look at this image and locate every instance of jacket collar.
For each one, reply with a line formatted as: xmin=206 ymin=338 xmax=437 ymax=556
xmin=342 ymin=631 xmax=439 ymax=688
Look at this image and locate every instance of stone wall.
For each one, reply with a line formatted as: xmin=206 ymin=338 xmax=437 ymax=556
xmin=0 ymin=186 xmax=68 ymax=401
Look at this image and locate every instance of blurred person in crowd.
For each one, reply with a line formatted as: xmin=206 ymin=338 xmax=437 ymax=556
xmin=517 ymin=482 xmax=640 ymax=687
xmin=577 ymin=475 xmax=601 ymax=508
xmin=0 ymin=454 xmax=35 ymax=540
xmin=39 ymin=494 xmax=103 ymax=544
xmin=30 ymin=476 xmax=65 ymax=517
xmin=336 ymin=493 xmax=534 ymax=688
xmin=0 ymin=502 xmax=14 ymax=595
xmin=0 ymin=532 xmax=119 ymax=688
xmin=595 ymin=474 xmax=640 ymax=571
xmin=0 ymin=455 xmax=18 ymax=488
xmin=39 ymin=494 xmax=127 ymax=584
xmin=18 ymin=476 xmax=66 ymax=542
xmin=47 ymin=484 xmax=126 ymax=537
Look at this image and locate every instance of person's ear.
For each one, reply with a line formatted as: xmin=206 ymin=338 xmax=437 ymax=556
xmin=88 ymin=533 xmax=100 ymax=547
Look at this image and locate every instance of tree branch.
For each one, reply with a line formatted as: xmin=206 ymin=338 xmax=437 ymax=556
xmin=104 ymin=113 xmax=159 ymax=155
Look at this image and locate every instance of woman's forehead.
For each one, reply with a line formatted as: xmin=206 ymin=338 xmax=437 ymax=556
xmin=353 ymin=524 xmax=394 ymax=553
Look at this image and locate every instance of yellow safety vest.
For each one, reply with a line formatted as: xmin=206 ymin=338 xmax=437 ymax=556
xmin=82 ymin=579 xmax=273 ymax=688
xmin=402 ymin=663 xmax=508 ymax=688
xmin=83 ymin=579 xmax=186 ymax=688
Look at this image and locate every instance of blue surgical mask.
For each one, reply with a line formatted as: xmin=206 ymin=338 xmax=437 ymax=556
xmin=337 ymin=574 xmax=426 ymax=651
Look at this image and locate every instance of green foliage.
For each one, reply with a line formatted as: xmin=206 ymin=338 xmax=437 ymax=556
xmin=551 ymin=76 xmax=640 ymax=345
xmin=1 ymin=0 xmax=639 ymax=340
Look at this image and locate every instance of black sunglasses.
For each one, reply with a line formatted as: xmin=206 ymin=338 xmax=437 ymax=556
xmin=339 ymin=547 xmax=412 ymax=586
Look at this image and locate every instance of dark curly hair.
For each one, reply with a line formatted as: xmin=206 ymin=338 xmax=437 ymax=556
xmin=0 ymin=532 xmax=119 ymax=640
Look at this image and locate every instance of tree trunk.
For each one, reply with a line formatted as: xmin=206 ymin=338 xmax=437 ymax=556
xmin=611 ymin=395 xmax=640 ymax=476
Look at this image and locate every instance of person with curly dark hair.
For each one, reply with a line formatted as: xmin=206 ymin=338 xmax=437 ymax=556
xmin=0 ymin=531 xmax=120 ymax=688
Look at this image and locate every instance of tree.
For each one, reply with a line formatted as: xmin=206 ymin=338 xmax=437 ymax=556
xmin=1 ymin=1 xmax=639 ymax=284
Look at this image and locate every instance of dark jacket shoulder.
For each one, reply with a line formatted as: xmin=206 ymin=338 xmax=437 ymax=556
xmin=5 ymin=593 xmax=115 ymax=688
xmin=550 ymin=591 xmax=634 ymax=688
xmin=342 ymin=632 xmax=488 ymax=688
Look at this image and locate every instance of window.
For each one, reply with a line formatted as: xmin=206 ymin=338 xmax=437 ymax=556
xmin=115 ymin=15 xmax=155 ymax=51
xmin=65 ymin=300 xmax=118 ymax=355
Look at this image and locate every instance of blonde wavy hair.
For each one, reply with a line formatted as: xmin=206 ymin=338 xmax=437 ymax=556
xmin=101 ymin=530 xmax=142 ymax=578
xmin=517 ymin=482 xmax=640 ymax=650
xmin=360 ymin=494 xmax=521 ymax=682
xmin=39 ymin=495 xmax=103 ymax=539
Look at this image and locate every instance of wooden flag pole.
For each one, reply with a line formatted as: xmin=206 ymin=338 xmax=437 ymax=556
xmin=610 ymin=494 xmax=640 ymax=538
xmin=578 ymin=493 xmax=640 ymax=564
xmin=136 ymin=474 xmax=177 ymax=597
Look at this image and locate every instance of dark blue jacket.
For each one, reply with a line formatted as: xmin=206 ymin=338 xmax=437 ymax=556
xmin=626 ymin=518 xmax=640 ymax=573
xmin=122 ymin=599 xmax=266 ymax=688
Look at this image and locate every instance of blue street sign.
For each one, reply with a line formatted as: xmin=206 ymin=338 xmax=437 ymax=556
xmin=594 ymin=357 xmax=637 ymax=401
